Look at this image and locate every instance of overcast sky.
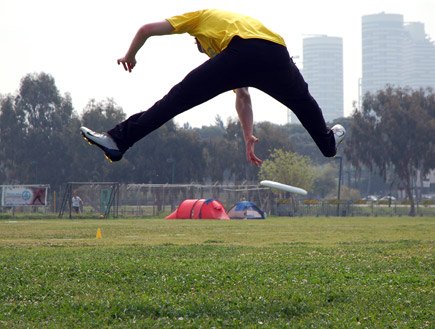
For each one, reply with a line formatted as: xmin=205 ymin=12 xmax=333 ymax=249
xmin=1 ymin=0 xmax=434 ymax=128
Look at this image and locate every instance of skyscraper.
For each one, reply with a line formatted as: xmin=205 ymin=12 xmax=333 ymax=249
xmin=403 ymin=22 xmax=435 ymax=89
xmin=361 ymin=13 xmax=404 ymax=95
xmin=361 ymin=13 xmax=435 ymax=96
xmin=290 ymin=35 xmax=344 ymax=124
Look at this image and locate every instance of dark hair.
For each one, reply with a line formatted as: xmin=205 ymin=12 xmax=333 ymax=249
xmin=195 ymin=37 xmax=205 ymax=53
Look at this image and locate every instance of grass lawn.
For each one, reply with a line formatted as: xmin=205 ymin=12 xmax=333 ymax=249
xmin=0 ymin=216 xmax=433 ymax=328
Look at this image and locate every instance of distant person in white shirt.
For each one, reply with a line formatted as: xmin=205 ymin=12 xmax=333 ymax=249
xmin=72 ymin=192 xmax=83 ymax=213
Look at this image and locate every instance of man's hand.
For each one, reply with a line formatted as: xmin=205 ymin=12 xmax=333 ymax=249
xmin=245 ymin=135 xmax=263 ymax=166
xmin=117 ymin=57 xmax=136 ymax=73
xmin=117 ymin=20 xmax=174 ymax=73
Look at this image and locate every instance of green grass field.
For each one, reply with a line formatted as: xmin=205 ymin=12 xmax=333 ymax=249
xmin=0 ymin=217 xmax=433 ymax=328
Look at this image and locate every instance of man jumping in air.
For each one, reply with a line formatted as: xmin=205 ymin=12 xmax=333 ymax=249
xmin=80 ymin=9 xmax=345 ymax=165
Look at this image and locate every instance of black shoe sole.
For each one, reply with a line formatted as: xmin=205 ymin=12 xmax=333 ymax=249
xmin=81 ymin=132 xmax=123 ymax=162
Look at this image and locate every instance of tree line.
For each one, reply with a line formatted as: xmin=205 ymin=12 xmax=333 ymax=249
xmin=1 ymin=73 xmax=434 ymax=212
xmin=344 ymin=86 xmax=435 ymax=215
xmin=0 ymin=73 xmax=318 ymax=188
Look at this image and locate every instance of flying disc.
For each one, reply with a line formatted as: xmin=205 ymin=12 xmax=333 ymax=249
xmin=260 ymin=180 xmax=308 ymax=195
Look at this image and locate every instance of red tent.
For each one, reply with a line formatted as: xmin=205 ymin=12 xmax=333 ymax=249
xmin=166 ymin=199 xmax=230 ymax=220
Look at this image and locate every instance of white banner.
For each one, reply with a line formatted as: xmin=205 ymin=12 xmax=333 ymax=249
xmin=1 ymin=185 xmax=48 ymax=206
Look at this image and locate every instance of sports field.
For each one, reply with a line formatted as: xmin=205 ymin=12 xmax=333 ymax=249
xmin=1 ymin=216 xmax=433 ymax=328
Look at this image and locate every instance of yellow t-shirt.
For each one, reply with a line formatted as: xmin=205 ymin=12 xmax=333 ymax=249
xmin=167 ymin=9 xmax=286 ymax=58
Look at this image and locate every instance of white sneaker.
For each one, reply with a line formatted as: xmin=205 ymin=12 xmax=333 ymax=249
xmin=331 ymin=124 xmax=346 ymax=150
xmin=80 ymin=126 xmax=123 ymax=162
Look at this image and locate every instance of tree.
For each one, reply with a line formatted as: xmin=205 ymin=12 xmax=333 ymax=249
xmin=255 ymin=121 xmax=294 ymax=161
xmin=345 ymin=87 xmax=435 ymax=216
xmin=0 ymin=95 xmax=27 ymax=183
xmin=164 ymin=129 xmax=207 ymax=183
xmin=282 ymin=117 xmax=352 ymax=165
xmin=259 ymin=149 xmax=314 ymax=213
xmin=312 ymin=164 xmax=337 ymax=199
xmin=258 ymin=149 xmax=315 ymax=193
xmin=223 ymin=118 xmax=253 ymax=181
xmin=5 ymin=73 xmax=76 ymax=186
xmin=81 ymin=98 xmax=126 ymax=132
xmin=79 ymin=98 xmax=130 ymax=182
xmin=282 ymin=124 xmax=321 ymax=163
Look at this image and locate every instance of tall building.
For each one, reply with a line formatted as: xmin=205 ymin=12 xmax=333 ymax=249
xmin=403 ymin=22 xmax=435 ymax=89
xmin=361 ymin=13 xmax=435 ymax=97
xmin=290 ymin=35 xmax=343 ymax=124
xmin=361 ymin=13 xmax=404 ymax=95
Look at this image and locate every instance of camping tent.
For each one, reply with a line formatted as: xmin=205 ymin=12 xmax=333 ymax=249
xmin=227 ymin=201 xmax=266 ymax=219
xmin=166 ymin=199 xmax=230 ymax=220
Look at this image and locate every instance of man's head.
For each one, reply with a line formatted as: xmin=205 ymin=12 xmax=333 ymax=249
xmin=195 ymin=37 xmax=205 ymax=54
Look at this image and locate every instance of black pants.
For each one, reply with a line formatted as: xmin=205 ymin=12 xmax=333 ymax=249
xmin=108 ymin=37 xmax=336 ymax=157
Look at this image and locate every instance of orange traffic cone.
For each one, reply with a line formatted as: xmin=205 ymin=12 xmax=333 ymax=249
xmin=96 ymin=228 xmax=102 ymax=239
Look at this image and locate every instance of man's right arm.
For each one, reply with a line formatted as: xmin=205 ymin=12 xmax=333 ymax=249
xmin=235 ymin=88 xmax=263 ymax=166
xmin=117 ymin=20 xmax=175 ymax=72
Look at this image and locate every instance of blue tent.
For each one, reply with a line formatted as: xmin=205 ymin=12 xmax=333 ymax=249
xmin=227 ymin=201 xmax=266 ymax=219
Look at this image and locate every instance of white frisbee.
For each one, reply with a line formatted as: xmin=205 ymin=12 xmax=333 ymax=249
xmin=260 ymin=180 xmax=308 ymax=195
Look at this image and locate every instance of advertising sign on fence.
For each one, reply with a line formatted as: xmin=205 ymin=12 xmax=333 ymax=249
xmin=1 ymin=185 xmax=49 ymax=207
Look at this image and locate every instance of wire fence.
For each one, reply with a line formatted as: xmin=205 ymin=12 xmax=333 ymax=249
xmin=1 ymin=183 xmax=434 ymax=217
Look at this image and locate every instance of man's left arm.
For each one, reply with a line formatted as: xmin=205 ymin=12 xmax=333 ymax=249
xmin=235 ymin=88 xmax=262 ymax=166
xmin=117 ymin=20 xmax=175 ymax=72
